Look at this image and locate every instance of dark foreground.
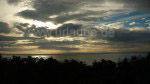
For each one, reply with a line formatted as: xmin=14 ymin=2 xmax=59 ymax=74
xmin=0 ymin=53 xmax=150 ymax=84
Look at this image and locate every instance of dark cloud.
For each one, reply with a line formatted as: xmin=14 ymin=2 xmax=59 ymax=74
xmin=114 ymin=0 xmax=150 ymax=11
xmin=15 ymin=0 xmax=107 ymax=23
xmin=0 ymin=35 xmax=41 ymax=51
xmin=15 ymin=23 xmax=83 ymax=37
xmin=0 ymin=47 xmax=26 ymax=51
xmin=15 ymin=23 xmax=101 ymax=38
xmin=10 ymin=0 xmax=150 ymax=24
xmin=7 ymin=0 xmax=23 ymax=4
xmin=39 ymin=46 xmax=79 ymax=50
xmin=0 ymin=22 xmax=11 ymax=34
xmin=17 ymin=0 xmax=84 ymax=22
xmin=0 ymin=41 xmax=26 ymax=51
xmin=101 ymin=28 xmax=150 ymax=44
xmin=52 ymin=11 xmax=107 ymax=23
xmin=17 ymin=10 xmax=51 ymax=21
xmin=53 ymin=23 xmax=82 ymax=36
xmin=89 ymin=28 xmax=150 ymax=52
xmin=14 ymin=23 xmax=36 ymax=32
xmin=22 ymin=39 xmax=83 ymax=50
xmin=0 ymin=41 xmax=16 ymax=47
xmin=36 ymin=41 xmax=80 ymax=50
xmin=51 ymin=13 xmax=88 ymax=24
xmin=31 ymin=0 xmax=82 ymax=14
xmin=0 ymin=35 xmax=39 ymax=42
xmin=79 ymin=17 xmax=99 ymax=22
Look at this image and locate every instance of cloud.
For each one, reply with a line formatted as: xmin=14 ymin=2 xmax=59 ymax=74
xmin=14 ymin=23 xmax=36 ymax=32
xmin=89 ymin=27 xmax=150 ymax=52
xmin=0 ymin=41 xmax=16 ymax=47
xmin=51 ymin=10 xmax=108 ymax=23
xmin=39 ymin=45 xmax=79 ymax=50
xmin=15 ymin=23 xmax=83 ymax=37
xmin=16 ymin=0 xmax=85 ymax=22
xmin=0 ymin=35 xmax=39 ymax=42
xmin=22 ymin=39 xmax=83 ymax=50
xmin=37 ymin=42 xmax=80 ymax=50
xmin=52 ymin=23 xmax=82 ymax=36
xmin=15 ymin=0 xmax=116 ymax=23
xmin=0 ymin=35 xmax=41 ymax=51
xmin=0 ymin=22 xmax=11 ymax=34
xmin=101 ymin=28 xmax=150 ymax=44
xmin=7 ymin=0 xmax=23 ymax=5
xmin=17 ymin=10 xmax=51 ymax=21
xmin=114 ymin=0 xmax=150 ymax=11
xmin=4 ymin=0 xmax=150 ymax=52
xmin=10 ymin=0 xmax=150 ymax=24
xmin=129 ymin=22 xmax=136 ymax=25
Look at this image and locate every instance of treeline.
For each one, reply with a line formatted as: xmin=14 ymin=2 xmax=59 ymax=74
xmin=0 ymin=53 xmax=150 ymax=84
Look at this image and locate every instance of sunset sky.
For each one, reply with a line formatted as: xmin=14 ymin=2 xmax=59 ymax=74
xmin=0 ymin=0 xmax=150 ymax=54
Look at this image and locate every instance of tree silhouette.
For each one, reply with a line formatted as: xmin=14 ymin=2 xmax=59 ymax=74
xmin=0 ymin=53 xmax=150 ymax=84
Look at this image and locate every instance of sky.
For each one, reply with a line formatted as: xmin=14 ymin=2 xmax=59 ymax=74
xmin=0 ymin=0 xmax=150 ymax=54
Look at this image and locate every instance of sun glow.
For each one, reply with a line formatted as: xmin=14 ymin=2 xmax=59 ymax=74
xmin=31 ymin=21 xmax=59 ymax=29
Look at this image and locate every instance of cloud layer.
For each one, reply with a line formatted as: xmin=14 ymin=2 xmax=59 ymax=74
xmin=0 ymin=0 xmax=149 ymax=53
xmin=0 ymin=22 xmax=11 ymax=34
